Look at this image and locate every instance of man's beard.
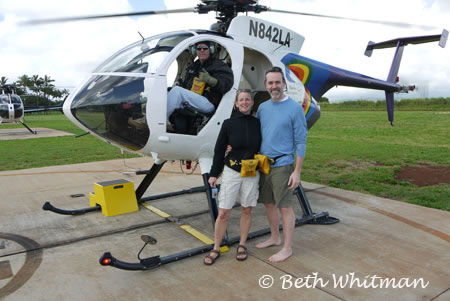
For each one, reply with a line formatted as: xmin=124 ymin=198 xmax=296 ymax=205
xmin=270 ymin=88 xmax=282 ymax=99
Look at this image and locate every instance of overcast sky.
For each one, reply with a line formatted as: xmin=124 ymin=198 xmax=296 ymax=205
xmin=1 ymin=0 xmax=449 ymax=102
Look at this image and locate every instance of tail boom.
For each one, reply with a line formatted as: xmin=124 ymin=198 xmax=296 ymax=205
xmin=282 ymin=29 xmax=447 ymax=125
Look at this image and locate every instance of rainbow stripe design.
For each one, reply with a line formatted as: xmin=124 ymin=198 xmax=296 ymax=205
xmin=282 ymin=53 xmax=330 ymax=100
xmin=287 ymin=61 xmax=313 ymax=87
xmin=282 ymin=56 xmax=320 ymax=120
xmin=302 ymin=89 xmax=312 ymax=118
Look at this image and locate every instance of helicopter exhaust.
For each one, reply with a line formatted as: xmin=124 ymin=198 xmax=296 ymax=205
xmin=364 ymin=29 xmax=448 ymax=126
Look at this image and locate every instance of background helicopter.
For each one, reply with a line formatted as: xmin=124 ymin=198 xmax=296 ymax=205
xmin=0 ymin=85 xmax=36 ymax=134
xmin=0 ymin=84 xmax=65 ymax=134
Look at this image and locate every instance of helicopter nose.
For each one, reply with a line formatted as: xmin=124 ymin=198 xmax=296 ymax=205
xmin=69 ymin=75 xmax=150 ymax=151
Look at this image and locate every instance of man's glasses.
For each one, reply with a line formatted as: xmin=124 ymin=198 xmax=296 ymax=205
xmin=197 ymin=47 xmax=209 ymax=51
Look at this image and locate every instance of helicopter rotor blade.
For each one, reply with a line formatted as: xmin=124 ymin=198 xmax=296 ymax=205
xmin=266 ymin=8 xmax=437 ymax=31
xmin=21 ymin=8 xmax=196 ymax=25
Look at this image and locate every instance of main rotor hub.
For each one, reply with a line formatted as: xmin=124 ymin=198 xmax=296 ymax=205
xmin=197 ymin=0 xmax=267 ymax=33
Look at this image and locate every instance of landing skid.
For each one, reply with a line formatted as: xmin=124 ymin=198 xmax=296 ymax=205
xmin=42 ymin=161 xmax=206 ymax=215
xmin=41 ymin=161 xmax=338 ymax=271
xmin=20 ymin=120 xmax=37 ymax=134
xmin=100 ymin=210 xmax=331 ymax=270
xmin=98 ymin=162 xmax=339 ymax=271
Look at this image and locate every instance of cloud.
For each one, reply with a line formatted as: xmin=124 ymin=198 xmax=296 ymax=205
xmin=0 ymin=0 xmax=448 ymax=102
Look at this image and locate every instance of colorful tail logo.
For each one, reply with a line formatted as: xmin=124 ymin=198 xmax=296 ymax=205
xmin=286 ymin=61 xmax=313 ymax=115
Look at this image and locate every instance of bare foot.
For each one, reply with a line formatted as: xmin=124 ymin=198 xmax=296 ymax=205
xmin=268 ymin=248 xmax=292 ymax=262
xmin=255 ymin=237 xmax=281 ymax=249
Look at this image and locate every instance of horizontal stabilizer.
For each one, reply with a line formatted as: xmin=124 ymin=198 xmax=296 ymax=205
xmin=363 ymin=30 xmax=448 ymax=125
xmin=365 ymin=29 xmax=448 ymax=57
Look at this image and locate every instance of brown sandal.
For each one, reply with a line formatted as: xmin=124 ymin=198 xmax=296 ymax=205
xmin=236 ymin=245 xmax=248 ymax=261
xmin=203 ymin=250 xmax=220 ymax=265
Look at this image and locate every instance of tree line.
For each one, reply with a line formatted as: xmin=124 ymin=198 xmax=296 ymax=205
xmin=1 ymin=75 xmax=70 ymax=107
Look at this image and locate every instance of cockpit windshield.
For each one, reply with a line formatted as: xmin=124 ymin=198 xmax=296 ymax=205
xmin=95 ymin=33 xmax=194 ymax=74
xmin=0 ymin=95 xmax=9 ymax=119
xmin=0 ymin=95 xmax=8 ymax=105
xmin=71 ymin=32 xmax=195 ymax=151
xmin=10 ymin=95 xmax=22 ymax=104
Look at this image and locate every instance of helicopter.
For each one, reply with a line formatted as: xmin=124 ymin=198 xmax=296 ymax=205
xmin=0 ymin=85 xmax=65 ymax=135
xmin=28 ymin=0 xmax=447 ymax=270
xmin=0 ymin=85 xmax=37 ymax=134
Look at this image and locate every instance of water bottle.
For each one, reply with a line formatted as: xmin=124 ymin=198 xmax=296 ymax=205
xmin=211 ymin=187 xmax=218 ymax=200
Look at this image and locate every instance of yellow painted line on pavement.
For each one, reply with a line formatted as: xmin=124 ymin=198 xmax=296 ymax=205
xmin=141 ymin=203 xmax=229 ymax=252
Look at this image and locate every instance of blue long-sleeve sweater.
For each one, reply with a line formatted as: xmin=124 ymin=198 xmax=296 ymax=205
xmin=256 ymin=97 xmax=307 ymax=167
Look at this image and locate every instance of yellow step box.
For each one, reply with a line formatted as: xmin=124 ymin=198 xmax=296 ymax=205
xmin=89 ymin=179 xmax=138 ymax=216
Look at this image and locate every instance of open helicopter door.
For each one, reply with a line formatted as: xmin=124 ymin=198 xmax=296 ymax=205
xmin=144 ymin=35 xmax=244 ymax=172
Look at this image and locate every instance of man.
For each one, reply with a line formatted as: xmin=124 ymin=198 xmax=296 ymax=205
xmin=255 ymin=66 xmax=308 ymax=262
xmin=166 ymin=41 xmax=234 ymax=119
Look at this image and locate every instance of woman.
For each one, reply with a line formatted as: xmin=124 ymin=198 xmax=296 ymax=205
xmin=204 ymin=89 xmax=262 ymax=265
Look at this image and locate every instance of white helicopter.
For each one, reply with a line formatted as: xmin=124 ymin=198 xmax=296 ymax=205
xmin=0 ymin=85 xmax=37 ymax=134
xmin=26 ymin=0 xmax=447 ymax=176
xmin=31 ymin=0 xmax=447 ymax=270
xmin=0 ymin=85 xmax=64 ymax=135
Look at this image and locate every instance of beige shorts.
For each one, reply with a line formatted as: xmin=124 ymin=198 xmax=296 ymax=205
xmin=218 ymin=166 xmax=260 ymax=210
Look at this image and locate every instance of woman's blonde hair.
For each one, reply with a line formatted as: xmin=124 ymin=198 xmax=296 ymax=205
xmin=235 ymin=88 xmax=253 ymax=103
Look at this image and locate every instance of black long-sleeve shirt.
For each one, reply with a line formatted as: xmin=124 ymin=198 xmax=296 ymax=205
xmin=209 ymin=111 xmax=262 ymax=177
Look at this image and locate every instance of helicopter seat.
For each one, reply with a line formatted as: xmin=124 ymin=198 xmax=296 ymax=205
xmin=170 ymin=101 xmax=214 ymax=135
xmin=252 ymin=91 xmax=271 ymax=112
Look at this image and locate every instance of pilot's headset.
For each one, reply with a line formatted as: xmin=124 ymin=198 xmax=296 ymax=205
xmin=190 ymin=41 xmax=215 ymax=56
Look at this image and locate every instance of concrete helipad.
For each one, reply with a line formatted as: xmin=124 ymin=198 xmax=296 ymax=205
xmin=0 ymin=128 xmax=73 ymax=140
xmin=0 ymin=157 xmax=448 ymax=300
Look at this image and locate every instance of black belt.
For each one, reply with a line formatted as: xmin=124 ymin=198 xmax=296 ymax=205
xmin=269 ymin=154 xmax=285 ymax=164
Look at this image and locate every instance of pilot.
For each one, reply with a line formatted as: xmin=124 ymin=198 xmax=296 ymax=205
xmin=166 ymin=41 xmax=234 ymax=120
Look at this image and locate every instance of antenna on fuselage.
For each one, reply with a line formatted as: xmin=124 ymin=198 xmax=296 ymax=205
xmin=138 ymin=31 xmax=149 ymax=52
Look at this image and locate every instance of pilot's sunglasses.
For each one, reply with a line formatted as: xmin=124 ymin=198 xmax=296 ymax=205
xmin=197 ymin=47 xmax=209 ymax=51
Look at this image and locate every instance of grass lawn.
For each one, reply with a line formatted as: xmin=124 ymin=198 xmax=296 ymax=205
xmin=303 ymin=110 xmax=449 ymax=211
xmin=1 ymin=110 xmax=449 ymax=211
xmin=0 ymin=113 xmax=137 ymax=170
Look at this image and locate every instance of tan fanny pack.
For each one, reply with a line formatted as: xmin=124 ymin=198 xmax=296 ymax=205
xmin=240 ymin=159 xmax=259 ymax=177
xmin=254 ymin=154 xmax=273 ymax=175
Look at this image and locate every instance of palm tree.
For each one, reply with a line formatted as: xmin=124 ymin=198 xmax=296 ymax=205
xmin=0 ymin=76 xmax=8 ymax=86
xmin=30 ymin=74 xmax=44 ymax=96
xmin=41 ymin=75 xmax=56 ymax=100
xmin=17 ymin=75 xmax=32 ymax=93
xmin=13 ymin=74 xmax=67 ymax=104
xmin=11 ymin=81 xmax=25 ymax=95
xmin=43 ymin=75 xmax=55 ymax=87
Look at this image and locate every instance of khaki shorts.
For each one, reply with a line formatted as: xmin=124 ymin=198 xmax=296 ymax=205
xmin=258 ymin=164 xmax=295 ymax=208
xmin=218 ymin=166 xmax=260 ymax=210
